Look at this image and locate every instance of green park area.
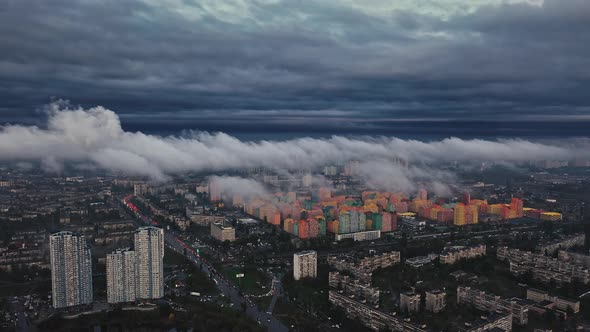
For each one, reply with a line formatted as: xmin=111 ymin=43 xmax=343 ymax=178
xmin=220 ymin=265 xmax=269 ymax=296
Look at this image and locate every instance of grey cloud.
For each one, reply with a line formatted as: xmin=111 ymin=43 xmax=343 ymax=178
xmin=0 ymin=0 xmax=589 ymax=125
xmin=208 ymin=176 xmax=270 ymax=199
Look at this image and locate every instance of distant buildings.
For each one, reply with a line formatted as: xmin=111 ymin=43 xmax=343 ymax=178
xmin=328 ymin=251 xmax=400 ymax=283
xmin=328 ymin=291 xmax=427 ymax=332
xmin=453 ymin=203 xmax=478 ymax=226
xmin=535 ymin=234 xmax=584 ymax=255
xmin=334 ymin=230 xmax=381 ymax=242
xmin=526 ymin=288 xmax=580 ymax=314
xmin=558 ymin=250 xmax=590 ymax=269
xmin=457 ymin=312 xmax=512 ymax=332
xmin=208 ymin=179 xmax=221 ymax=202
xmin=400 ymin=291 xmax=421 ymax=313
xmin=497 ymin=245 xmax=590 ymax=285
xmin=410 ymin=194 xmax=561 ymax=225
xmin=328 ymin=271 xmax=380 ymax=306
xmin=293 ymin=250 xmax=317 ymax=280
xmin=425 ymin=290 xmax=446 ymax=313
xmin=418 ymin=188 xmax=428 ymax=201
xmin=439 ymin=244 xmax=486 ymax=265
xmin=210 ymin=222 xmax=236 ymax=242
xmin=135 ymin=226 xmax=165 ymax=300
xmin=133 ymin=183 xmax=151 ymax=196
xmin=457 ymin=286 xmax=528 ymax=325
xmin=185 ymin=207 xmax=225 ymax=226
xmin=106 ymin=248 xmax=136 ymax=304
xmin=0 ymin=230 xmax=47 ymax=272
xmin=405 ymin=254 xmax=439 ymax=268
xmin=327 ymin=250 xmax=403 ymax=329
xmin=539 ymin=212 xmax=563 ymax=221
xmin=106 ymin=227 xmax=165 ymax=304
xmin=50 ymin=231 xmax=93 ymax=309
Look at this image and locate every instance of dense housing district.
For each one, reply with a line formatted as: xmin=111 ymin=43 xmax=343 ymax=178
xmin=0 ymin=161 xmax=590 ymax=331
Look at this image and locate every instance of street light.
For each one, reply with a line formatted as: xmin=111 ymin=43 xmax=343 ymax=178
xmin=236 ymin=273 xmax=245 ymax=291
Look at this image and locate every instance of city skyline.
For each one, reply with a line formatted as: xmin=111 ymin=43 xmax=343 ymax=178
xmin=2 ymin=1 xmax=590 ymax=331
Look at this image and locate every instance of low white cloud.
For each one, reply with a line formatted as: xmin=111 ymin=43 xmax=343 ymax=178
xmin=209 ymin=175 xmax=269 ymax=198
xmin=0 ymin=103 xmax=588 ymax=190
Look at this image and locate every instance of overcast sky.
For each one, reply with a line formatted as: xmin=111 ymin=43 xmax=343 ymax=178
xmin=1 ymin=0 xmax=589 ymax=134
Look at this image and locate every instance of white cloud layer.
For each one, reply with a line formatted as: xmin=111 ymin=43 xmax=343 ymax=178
xmin=1 ymin=102 xmax=588 ymax=191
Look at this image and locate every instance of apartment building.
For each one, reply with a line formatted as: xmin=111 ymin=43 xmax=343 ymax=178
xmin=49 ymin=231 xmax=93 ymax=308
xmin=106 ymin=248 xmax=136 ymax=303
xmin=328 ymin=271 xmax=380 ymax=305
xmin=497 ymin=247 xmax=590 ymax=285
xmin=425 ymin=290 xmax=446 ymax=313
xmin=400 ymin=291 xmax=421 ymax=313
xmin=440 ymin=244 xmax=486 ymax=265
xmin=457 ymin=286 xmax=528 ymax=325
xmin=526 ymin=288 xmax=580 ymax=313
xmin=328 ymin=291 xmax=427 ymax=332
xmin=293 ymin=250 xmax=317 ymax=280
xmin=535 ymin=234 xmax=585 ymax=255
xmin=134 ymin=226 xmax=164 ymax=300
xmin=210 ymin=222 xmax=236 ymax=242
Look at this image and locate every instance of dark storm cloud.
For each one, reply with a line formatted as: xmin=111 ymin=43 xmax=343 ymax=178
xmin=0 ymin=0 xmax=589 ymax=128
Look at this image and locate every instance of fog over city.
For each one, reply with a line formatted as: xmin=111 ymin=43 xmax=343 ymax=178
xmin=1 ymin=101 xmax=589 ymax=195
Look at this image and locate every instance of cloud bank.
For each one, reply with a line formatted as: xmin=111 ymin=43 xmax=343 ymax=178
xmin=208 ymin=175 xmax=270 ymax=198
xmin=1 ymin=103 xmax=589 ymax=193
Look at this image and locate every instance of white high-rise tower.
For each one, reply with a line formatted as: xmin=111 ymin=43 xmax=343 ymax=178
xmin=106 ymin=248 xmax=136 ymax=303
xmin=49 ymin=231 xmax=93 ymax=308
xmin=134 ymin=226 xmax=164 ymax=300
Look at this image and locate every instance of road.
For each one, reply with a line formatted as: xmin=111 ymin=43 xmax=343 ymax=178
xmin=9 ymin=297 xmax=36 ymax=332
xmin=121 ymin=195 xmax=289 ymax=332
xmin=267 ymin=278 xmax=283 ymax=314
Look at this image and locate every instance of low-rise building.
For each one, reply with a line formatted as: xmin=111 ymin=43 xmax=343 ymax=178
xmin=328 ymin=291 xmax=427 ymax=332
xmin=335 ymin=230 xmax=381 ymax=242
xmin=457 ymin=286 xmax=528 ymax=325
xmin=458 ymin=312 xmax=513 ymax=332
xmin=293 ymin=250 xmax=317 ymax=280
xmin=558 ymin=250 xmax=590 ymax=269
xmin=406 ymin=254 xmax=438 ymax=268
xmin=425 ymin=290 xmax=446 ymax=313
xmin=186 ymin=208 xmax=225 ymax=226
xmin=328 ymin=250 xmax=400 ymax=282
xmin=210 ymin=222 xmax=235 ymax=242
xmin=526 ymin=288 xmax=580 ymax=313
xmin=497 ymin=247 xmax=590 ymax=285
xmin=535 ymin=234 xmax=585 ymax=255
xmin=329 ymin=271 xmax=380 ymax=305
xmin=400 ymin=291 xmax=421 ymax=313
xmin=440 ymin=244 xmax=486 ymax=264
xmin=0 ymin=245 xmax=46 ymax=272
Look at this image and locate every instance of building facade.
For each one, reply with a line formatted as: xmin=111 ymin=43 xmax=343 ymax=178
xmin=457 ymin=286 xmax=528 ymax=325
xmin=497 ymin=246 xmax=590 ymax=285
xmin=526 ymin=288 xmax=580 ymax=313
xmin=400 ymin=291 xmax=421 ymax=313
xmin=425 ymin=290 xmax=446 ymax=313
xmin=106 ymin=248 xmax=136 ymax=304
xmin=440 ymin=245 xmax=486 ymax=264
xmin=134 ymin=226 xmax=165 ymax=300
xmin=293 ymin=250 xmax=317 ymax=280
xmin=328 ymin=291 xmax=426 ymax=332
xmin=50 ymin=231 xmax=93 ymax=308
xmin=210 ymin=222 xmax=236 ymax=242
